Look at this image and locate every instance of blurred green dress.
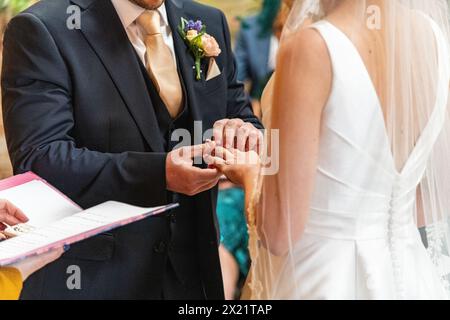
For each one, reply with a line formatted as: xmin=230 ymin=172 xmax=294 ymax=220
xmin=217 ymin=188 xmax=249 ymax=277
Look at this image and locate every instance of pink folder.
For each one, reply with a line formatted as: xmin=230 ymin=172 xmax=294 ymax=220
xmin=0 ymin=172 xmax=178 ymax=266
xmin=0 ymin=171 xmax=80 ymax=207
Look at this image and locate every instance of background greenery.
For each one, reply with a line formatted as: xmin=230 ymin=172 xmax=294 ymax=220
xmin=0 ymin=0 xmax=33 ymax=15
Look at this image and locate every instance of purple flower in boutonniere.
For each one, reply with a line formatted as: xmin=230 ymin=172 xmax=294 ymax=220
xmin=178 ymin=18 xmax=222 ymax=80
xmin=185 ymin=20 xmax=203 ymax=32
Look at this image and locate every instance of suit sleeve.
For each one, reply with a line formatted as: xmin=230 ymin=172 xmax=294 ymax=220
xmin=1 ymin=13 xmax=168 ymax=209
xmin=219 ymin=12 xmax=263 ymax=130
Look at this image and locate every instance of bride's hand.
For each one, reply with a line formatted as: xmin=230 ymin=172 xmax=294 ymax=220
xmin=204 ymin=143 xmax=260 ymax=188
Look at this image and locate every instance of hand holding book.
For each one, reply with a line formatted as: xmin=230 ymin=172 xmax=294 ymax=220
xmin=0 ymin=198 xmax=64 ymax=282
xmin=0 ymin=200 xmax=29 ymax=240
xmin=0 ymin=172 xmax=177 ymax=267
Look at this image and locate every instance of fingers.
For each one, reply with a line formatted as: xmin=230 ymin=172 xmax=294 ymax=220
xmin=213 ymin=119 xmax=262 ymax=154
xmin=170 ymin=143 xmax=212 ymax=166
xmin=32 ymin=248 xmax=65 ymax=267
xmin=175 ymin=144 xmax=205 ymax=160
xmin=213 ymin=119 xmax=227 ymax=147
xmin=188 ymin=144 xmax=208 ymax=159
xmin=168 ymin=141 xmax=223 ymax=196
xmin=235 ymin=122 xmax=260 ymax=152
xmin=212 ymin=146 xmax=236 ymax=163
xmin=0 ymin=211 xmax=26 ymax=226
xmin=204 ymin=155 xmax=227 ymax=171
xmin=256 ymin=130 xmax=264 ymax=155
xmin=0 ymin=200 xmax=28 ymax=225
xmin=203 ymin=140 xmax=216 ymax=158
xmin=213 ymin=119 xmax=244 ymax=148
xmin=249 ymin=129 xmax=264 ymax=154
xmin=241 ymin=125 xmax=263 ymax=153
xmin=41 ymin=247 xmax=65 ymax=263
xmin=190 ymin=166 xmax=221 ymax=182
xmin=182 ymin=166 xmax=221 ymax=196
xmin=223 ymin=119 xmax=243 ymax=149
xmin=11 ymin=247 xmax=65 ymax=281
xmin=236 ymin=123 xmax=251 ymax=151
xmin=9 ymin=203 xmax=28 ymax=223
xmin=178 ymin=141 xmax=220 ymax=167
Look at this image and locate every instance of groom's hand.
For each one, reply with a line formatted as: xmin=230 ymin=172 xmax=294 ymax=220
xmin=166 ymin=144 xmax=221 ymax=196
xmin=213 ymin=119 xmax=263 ymax=153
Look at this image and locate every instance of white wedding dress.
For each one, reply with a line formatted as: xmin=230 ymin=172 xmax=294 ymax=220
xmin=251 ymin=19 xmax=450 ymax=300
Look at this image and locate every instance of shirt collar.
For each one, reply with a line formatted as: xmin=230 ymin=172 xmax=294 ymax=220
xmin=111 ymin=0 xmax=170 ymax=29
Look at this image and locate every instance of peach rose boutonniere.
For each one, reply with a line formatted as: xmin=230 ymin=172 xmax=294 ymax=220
xmin=178 ymin=18 xmax=221 ymax=80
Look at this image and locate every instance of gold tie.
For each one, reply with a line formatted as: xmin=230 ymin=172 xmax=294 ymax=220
xmin=137 ymin=11 xmax=183 ymax=118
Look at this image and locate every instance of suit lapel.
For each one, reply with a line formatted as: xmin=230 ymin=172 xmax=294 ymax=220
xmin=72 ymin=0 xmax=164 ymax=152
xmin=165 ymin=0 xmax=202 ymax=122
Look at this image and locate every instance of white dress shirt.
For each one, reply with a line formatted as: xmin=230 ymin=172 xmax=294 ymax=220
xmin=111 ymin=0 xmax=177 ymax=66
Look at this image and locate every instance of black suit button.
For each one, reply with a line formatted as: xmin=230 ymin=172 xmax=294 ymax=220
xmin=153 ymin=241 xmax=166 ymax=253
xmin=169 ymin=214 xmax=177 ymax=224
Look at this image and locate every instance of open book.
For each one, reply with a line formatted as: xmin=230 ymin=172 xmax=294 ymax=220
xmin=0 ymin=172 xmax=177 ymax=266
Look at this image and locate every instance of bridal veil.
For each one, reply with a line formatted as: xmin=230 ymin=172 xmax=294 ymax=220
xmin=247 ymin=0 xmax=450 ymax=299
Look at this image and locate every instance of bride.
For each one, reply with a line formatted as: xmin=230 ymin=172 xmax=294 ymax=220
xmin=205 ymin=0 xmax=450 ymax=299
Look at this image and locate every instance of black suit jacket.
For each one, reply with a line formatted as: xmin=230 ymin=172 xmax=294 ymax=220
xmin=1 ymin=0 xmax=262 ymax=299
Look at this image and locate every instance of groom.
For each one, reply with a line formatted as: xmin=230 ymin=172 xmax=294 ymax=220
xmin=1 ymin=0 xmax=262 ymax=299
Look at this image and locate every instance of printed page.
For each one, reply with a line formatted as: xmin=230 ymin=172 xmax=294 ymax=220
xmin=0 ymin=201 xmax=177 ymax=266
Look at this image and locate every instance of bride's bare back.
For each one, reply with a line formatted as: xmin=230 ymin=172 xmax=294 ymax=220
xmin=244 ymin=0 xmax=450 ymax=299
xmin=210 ymin=0 xmax=450 ymax=300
